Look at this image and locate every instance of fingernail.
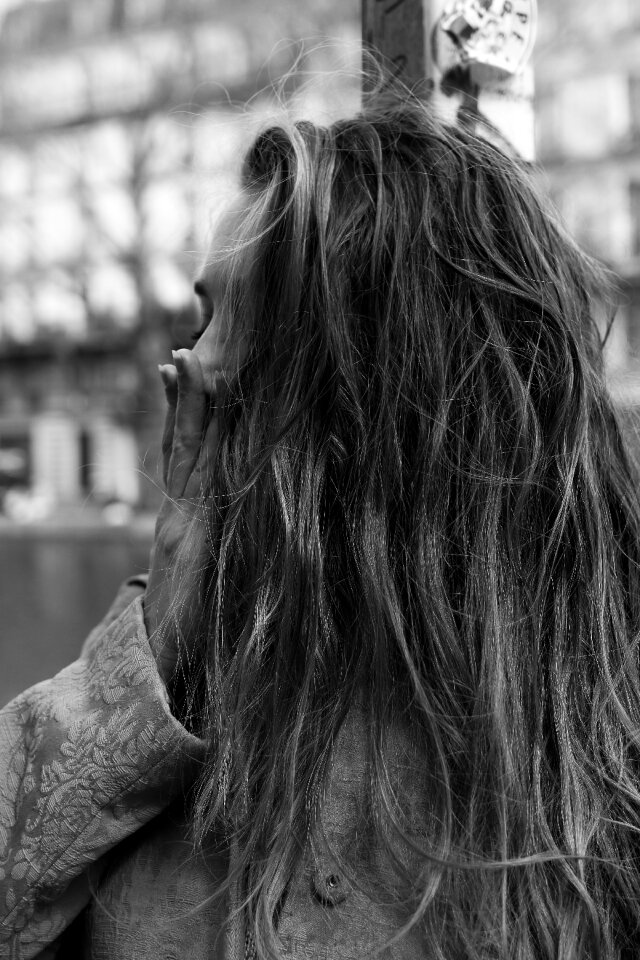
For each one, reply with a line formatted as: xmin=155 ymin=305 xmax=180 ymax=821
xmin=171 ymin=349 xmax=184 ymax=372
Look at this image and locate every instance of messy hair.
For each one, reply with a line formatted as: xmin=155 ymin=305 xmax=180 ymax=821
xmin=175 ymin=97 xmax=640 ymax=958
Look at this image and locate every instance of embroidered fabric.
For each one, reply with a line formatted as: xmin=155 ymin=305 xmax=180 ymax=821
xmin=0 ymin=581 xmax=430 ymax=959
xmin=244 ymin=925 xmax=258 ymax=960
xmin=0 ymin=584 xmax=205 ymax=959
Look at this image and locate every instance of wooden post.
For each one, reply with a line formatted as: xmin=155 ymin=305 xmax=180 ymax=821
xmin=362 ymin=0 xmax=538 ymax=160
xmin=361 ymin=0 xmax=431 ymax=100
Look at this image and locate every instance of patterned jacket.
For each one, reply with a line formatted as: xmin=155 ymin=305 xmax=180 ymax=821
xmin=0 ymin=582 xmax=425 ymax=959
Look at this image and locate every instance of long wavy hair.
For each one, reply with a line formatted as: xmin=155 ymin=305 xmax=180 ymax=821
xmin=171 ymin=97 xmax=640 ymax=958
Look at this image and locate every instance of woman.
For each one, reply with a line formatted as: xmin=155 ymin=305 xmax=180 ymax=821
xmin=2 ymin=95 xmax=640 ymax=959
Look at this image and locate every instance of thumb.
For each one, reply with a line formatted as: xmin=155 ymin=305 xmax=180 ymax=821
xmin=159 ymin=363 xmax=178 ymax=489
xmin=168 ymin=349 xmax=208 ymax=498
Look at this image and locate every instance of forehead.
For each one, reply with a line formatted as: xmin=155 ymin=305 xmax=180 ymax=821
xmin=197 ymin=191 xmax=253 ymax=294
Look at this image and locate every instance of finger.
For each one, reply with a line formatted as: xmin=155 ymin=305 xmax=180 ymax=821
xmin=183 ymin=395 xmax=222 ymax=501
xmin=168 ymin=349 xmax=208 ymax=498
xmin=159 ymin=364 xmax=178 ymax=488
xmin=159 ymin=363 xmax=178 ymax=407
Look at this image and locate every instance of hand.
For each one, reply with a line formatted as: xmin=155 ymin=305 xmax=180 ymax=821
xmin=143 ymin=348 xmax=219 ymax=684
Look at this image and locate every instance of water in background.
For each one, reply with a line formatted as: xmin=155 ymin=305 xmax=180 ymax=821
xmin=0 ymin=532 xmax=152 ymax=707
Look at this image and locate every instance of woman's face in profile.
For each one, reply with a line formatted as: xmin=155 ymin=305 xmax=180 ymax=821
xmin=191 ymin=192 xmax=251 ymax=394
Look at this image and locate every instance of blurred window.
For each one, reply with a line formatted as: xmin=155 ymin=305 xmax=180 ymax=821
xmin=89 ymin=185 xmax=138 ymax=251
xmin=0 ymin=150 xmax=31 ymax=199
xmin=624 ymin=298 xmax=640 ymax=361
xmin=0 ymin=5 xmax=38 ymax=55
xmin=82 ymin=123 xmax=131 ymax=185
xmin=1 ymin=58 xmax=87 ymax=127
xmin=79 ymin=427 xmax=91 ymax=494
xmin=0 ymin=284 xmax=35 ymax=343
xmin=535 ymin=0 xmax=559 ymax=47
xmin=148 ymin=257 xmax=191 ymax=310
xmin=125 ymin=0 xmax=168 ymax=28
xmin=601 ymin=306 xmax=629 ymax=373
xmin=87 ymin=262 xmax=139 ymax=328
xmin=143 ymin=178 xmax=191 ymax=253
xmin=563 ymin=0 xmax=632 ymax=36
xmin=34 ymin=278 xmax=86 ymax=338
xmin=34 ymin=136 xmax=82 ymax=194
xmin=142 ymin=30 xmax=192 ymax=88
xmin=36 ymin=1 xmax=72 ymax=48
xmin=111 ymin=0 xmax=126 ymax=32
xmin=193 ymin=111 xmax=249 ymax=176
xmin=605 ymin=0 xmax=632 ymax=30
xmin=0 ymin=215 xmax=31 ymax=273
xmin=194 ymin=25 xmax=251 ymax=86
xmin=0 ymin=432 xmax=31 ymax=490
xmin=630 ymin=75 xmax=640 ymax=139
xmin=630 ymin=181 xmax=640 ymax=258
xmin=556 ymin=74 xmax=630 ymax=157
xmin=86 ymin=44 xmax=152 ymax=113
xmin=561 ymin=172 xmax=631 ymax=262
xmin=71 ymin=0 xmax=114 ymax=39
xmin=33 ymin=198 xmax=84 ymax=266
xmin=178 ymin=0 xmax=211 ymax=18
xmin=141 ymin=115 xmax=192 ymax=178
xmin=534 ymin=93 xmax=559 ymax=158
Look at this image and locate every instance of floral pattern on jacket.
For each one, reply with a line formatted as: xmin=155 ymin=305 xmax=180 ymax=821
xmin=0 ymin=582 xmax=205 ymax=960
xmin=0 ymin=582 xmax=430 ymax=960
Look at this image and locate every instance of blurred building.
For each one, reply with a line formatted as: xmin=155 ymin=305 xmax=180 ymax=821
xmin=534 ymin=0 xmax=640 ymax=404
xmin=0 ymin=0 xmax=359 ymax=515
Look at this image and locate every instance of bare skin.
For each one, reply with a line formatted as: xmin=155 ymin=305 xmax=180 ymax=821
xmin=143 ymin=193 xmax=252 ymax=683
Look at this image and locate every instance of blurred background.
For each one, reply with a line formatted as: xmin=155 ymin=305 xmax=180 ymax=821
xmin=1 ymin=0 xmax=639 ymax=704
